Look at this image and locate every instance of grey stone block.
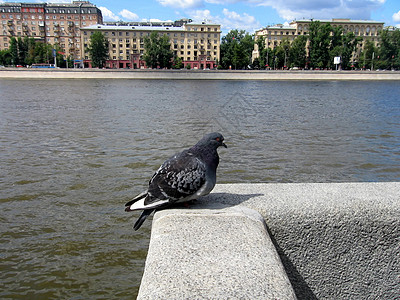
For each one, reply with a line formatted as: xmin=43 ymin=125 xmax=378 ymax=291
xmin=138 ymin=206 xmax=296 ymax=300
xmin=204 ymin=183 xmax=400 ymax=299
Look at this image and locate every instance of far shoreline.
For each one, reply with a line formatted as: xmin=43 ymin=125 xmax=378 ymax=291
xmin=1 ymin=68 xmax=400 ymax=80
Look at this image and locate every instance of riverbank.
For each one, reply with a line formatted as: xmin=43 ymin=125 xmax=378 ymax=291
xmin=1 ymin=68 xmax=400 ymax=80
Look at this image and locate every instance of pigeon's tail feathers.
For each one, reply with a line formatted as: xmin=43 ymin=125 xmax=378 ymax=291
xmin=125 ymin=191 xmax=147 ymax=211
xmin=134 ymin=209 xmax=154 ymax=231
xmin=125 ymin=192 xmax=170 ymax=212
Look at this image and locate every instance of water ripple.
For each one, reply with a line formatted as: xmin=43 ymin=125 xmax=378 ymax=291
xmin=0 ymin=79 xmax=399 ymax=298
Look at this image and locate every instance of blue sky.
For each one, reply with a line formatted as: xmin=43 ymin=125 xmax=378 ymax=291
xmin=8 ymin=0 xmax=400 ymax=34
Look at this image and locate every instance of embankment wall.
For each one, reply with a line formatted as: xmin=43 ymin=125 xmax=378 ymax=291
xmin=1 ymin=69 xmax=400 ymax=80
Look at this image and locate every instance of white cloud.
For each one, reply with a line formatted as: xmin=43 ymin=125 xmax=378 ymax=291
xmin=119 ymin=9 xmax=139 ymax=21
xmin=100 ymin=7 xmax=143 ymax=22
xmin=253 ymin=0 xmax=386 ymax=21
xmin=205 ymin=0 xmax=240 ymax=3
xmin=190 ymin=8 xmax=260 ymax=33
xmin=393 ymin=10 xmax=400 ymax=22
xmin=190 ymin=9 xmax=214 ymax=22
xmin=99 ymin=6 xmax=120 ymax=21
xmin=157 ymin=0 xmax=203 ymax=9
xmin=221 ymin=8 xmax=260 ymax=31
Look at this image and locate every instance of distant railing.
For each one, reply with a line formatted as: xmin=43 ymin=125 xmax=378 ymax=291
xmin=31 ymin=64 xmax=55 ymax=68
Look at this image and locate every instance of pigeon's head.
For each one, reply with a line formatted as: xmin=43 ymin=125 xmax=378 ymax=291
xmin=200 ymin=132 xmax=227 ymax=149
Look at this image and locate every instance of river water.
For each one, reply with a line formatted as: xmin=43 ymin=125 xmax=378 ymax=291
xmin=1 ymin=79 xmax=399 ymax=298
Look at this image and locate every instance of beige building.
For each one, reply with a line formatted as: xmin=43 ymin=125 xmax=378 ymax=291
xmin=81 ymin=19 xmax=221 ymax=69
xmin=0 ymin=1 xmax=102 ymax=63
xmin=253 ymin=18 xmax=384 ymax=62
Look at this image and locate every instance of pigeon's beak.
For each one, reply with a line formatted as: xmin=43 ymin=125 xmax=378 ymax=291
xmin=222 ymin=142 xmax=227 ymax=148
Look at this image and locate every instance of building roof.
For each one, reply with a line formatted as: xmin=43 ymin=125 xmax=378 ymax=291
xmin=83 ymin=24 xmax=185 ymax=32
xmin=82 ymin=20 xmax=220 ymax=32
xmin=1 ymin=1 xmax=98 ymax=7
xmin=267 ymin=25 xmax=296 ymax=30
xmin=291 ymin=18 xmax=384 ymax=25
xmin=256 ymin=18 xmax=385 ymax=34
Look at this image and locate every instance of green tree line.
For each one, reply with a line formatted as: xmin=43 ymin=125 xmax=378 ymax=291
xmin=222 ymin=21 xmax=400 ymax=70
xmin=0 ymin=36 xmax=73 ymax=67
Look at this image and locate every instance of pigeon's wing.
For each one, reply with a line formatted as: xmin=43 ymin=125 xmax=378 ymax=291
xmin=145 ymin=150 xmax=207 ymax=206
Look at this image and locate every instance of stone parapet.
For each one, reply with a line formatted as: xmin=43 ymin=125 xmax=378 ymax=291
xmin=138 ymin=183 xmax=400 ymax=299
xmin=1 ymin=69 xmax=400 ymax=80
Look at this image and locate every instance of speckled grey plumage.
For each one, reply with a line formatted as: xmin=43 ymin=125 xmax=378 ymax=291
xmin=125 ymin=132 xmax=227 ymax=230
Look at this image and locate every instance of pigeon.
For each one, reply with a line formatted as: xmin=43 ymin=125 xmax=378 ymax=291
xmin=125 ymin=132 xmax=227 ymax=230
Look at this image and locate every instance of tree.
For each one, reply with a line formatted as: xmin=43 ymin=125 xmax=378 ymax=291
xmin=254 ymin=35 xmax=277 ymax=69
xmin=308 ymin=21 xmax=332 ymax=69
xmin=289 ymin=35 xmax=307 ymax=68
xmin=173 ymin=56 xmax=183 ymax=69
xmin=143 ymin=32 xmax=173 ymax=69
xmin=220 ymin=29 xmax=254 ymax=69
xmin=359 ymin=40 xmax=377 ymax=69
xmin=328 ymin=26 xmax=344 ymax=69
xmin=275 ymin=39 xmax=290 ymax=69
xmin=340 ymin=32 xmax=361 ymax=69
xmin=0 ymin=49 xmax=12 ymax=66
xmin=327 ymin=26 xmax=361 ymax=70
xmin=255 ymin=37 xmax=267 ymax=68
xmin=376 ymin=28 xmax=400 ymax=70
xmin=9 ymin=37 xmax=19 ymax=65
xmin=32 ymin=41 xmax=53 ymax=64
xmin=24 ymin=37 xmax=36 ymax=65
xmin=87 ymin=32 xmax=109 ymax=68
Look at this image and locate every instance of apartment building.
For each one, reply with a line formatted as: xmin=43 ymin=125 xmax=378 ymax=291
xmin=253 ymin=18 xmax=385 ymax=62
xmin=0 ymin=1 xmax=102 ymax=62
xmin=81 ymin=19 xmax=221 ymax=69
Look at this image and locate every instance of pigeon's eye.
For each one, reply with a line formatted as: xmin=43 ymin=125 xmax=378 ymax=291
xmin=215 ymin=137 xmax=220 ymax=142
